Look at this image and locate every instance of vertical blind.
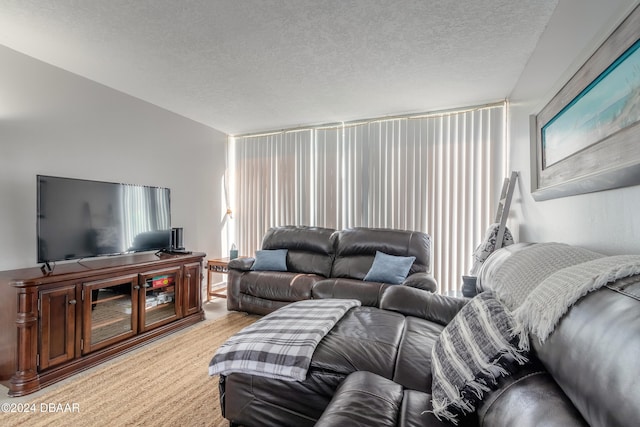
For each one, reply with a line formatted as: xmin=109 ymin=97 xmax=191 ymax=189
xmin=230 ymin=102 xmax=507 ymax=294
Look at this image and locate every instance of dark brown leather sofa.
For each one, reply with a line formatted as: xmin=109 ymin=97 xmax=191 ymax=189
xmin=219 ymin=243 xmax=640 ymax=426
xmin=226 ymin=226 xmax=436 ymax=315
xmin=220 ymin=285 xmax=467 ymax=426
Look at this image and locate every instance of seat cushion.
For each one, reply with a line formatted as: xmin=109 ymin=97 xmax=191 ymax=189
xmin=238 ymin=270 xmax=324 ymax=302
xmin=312 ymin=278 xmax=389 ymax=307
xmin=311 ymin=306 xmax=406 ymax=378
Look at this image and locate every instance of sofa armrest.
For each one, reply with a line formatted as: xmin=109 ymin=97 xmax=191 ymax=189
xmin=228 ymin=257 xmax=254 ymax=271
xmin=402 ymin=272 xmax=437 ymax=292
xmin=380 ymin=285 xmax=467 ymax=326
xmin=478 ymin=365 xmax=588 ymax=427
xmin=315 ymin=371 xmax=403 ymax=427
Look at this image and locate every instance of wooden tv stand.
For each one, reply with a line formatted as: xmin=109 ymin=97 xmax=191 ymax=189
xmin=0 ymin=252 xmax=205 ymax=396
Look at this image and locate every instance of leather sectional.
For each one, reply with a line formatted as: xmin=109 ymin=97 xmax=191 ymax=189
xmin=220 ymin=285 xmax=467 ymax=426
xmin=218 ymin=242 xmax=640 ymax=426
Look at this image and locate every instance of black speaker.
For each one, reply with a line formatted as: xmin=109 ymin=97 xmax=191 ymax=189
xmin=171 ymin=227 xmax=184 ymax=250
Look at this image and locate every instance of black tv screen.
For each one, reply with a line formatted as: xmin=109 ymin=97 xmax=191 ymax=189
xmin=37 ymin=175 xmax=171 ymax=263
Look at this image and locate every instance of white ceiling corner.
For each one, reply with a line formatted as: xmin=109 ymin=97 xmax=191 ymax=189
xmin=0 ymin=0 xmax=559 ymax=135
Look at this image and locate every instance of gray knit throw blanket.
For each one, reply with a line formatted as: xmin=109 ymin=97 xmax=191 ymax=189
xmin=487 ymin=243 xmax=640 ymax=348
xmin=486 ymin=243 xmax=602 ymax=311
xmin=513 ymin=254 xmax=640 ymax=346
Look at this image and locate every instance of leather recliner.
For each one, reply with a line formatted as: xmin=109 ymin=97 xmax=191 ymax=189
xmin=226 ymin=225 xmax=437 ymax=315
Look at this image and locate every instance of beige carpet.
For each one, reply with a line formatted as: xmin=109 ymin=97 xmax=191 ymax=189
xmin=0 ymin=312 xmax=257 ymax=427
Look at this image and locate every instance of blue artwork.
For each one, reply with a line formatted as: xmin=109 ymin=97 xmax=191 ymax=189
xmin=542 ymin=39 xmax=640 ymax=168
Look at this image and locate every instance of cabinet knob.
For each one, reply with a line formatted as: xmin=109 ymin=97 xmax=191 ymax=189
xmin=186 ymin=273 xmax=191 ymax=279
xmin=69 ymin=299 xmax=77 ymax=305
xmin=143 ymin=283 xmax=151 ymax=288
xmin=134 ymin=285 xmax=141 ymax=290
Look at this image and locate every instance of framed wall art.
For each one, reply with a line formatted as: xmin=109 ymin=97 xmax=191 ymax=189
xmin=531 ymin=4 xmax=640 ymax=201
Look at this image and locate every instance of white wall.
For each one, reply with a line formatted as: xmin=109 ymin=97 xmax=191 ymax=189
xmin=0 ymin=45 xmax=228 ymax=271
xmin=508 ymin=0 xmax=640 ymax=255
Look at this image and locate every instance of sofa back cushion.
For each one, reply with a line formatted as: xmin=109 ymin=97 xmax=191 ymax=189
xmin=261 ymin=226 xmax=335 ymax=277
xmin=330 ymin=228 xmax=430 ymax=280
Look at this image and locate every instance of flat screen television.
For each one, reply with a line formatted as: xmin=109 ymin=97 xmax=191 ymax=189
xmin=37 ymin=175 xmax=172 ymax=263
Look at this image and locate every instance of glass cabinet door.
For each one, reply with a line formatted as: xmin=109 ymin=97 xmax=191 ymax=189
xmin=82 ymin=274 xmax=139 ymax=354
xmin=139 ymin=267 xmax=181 ymax=331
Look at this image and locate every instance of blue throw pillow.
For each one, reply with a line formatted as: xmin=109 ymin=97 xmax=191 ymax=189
xmin=364 ymin=251 xmax=416 ymax=284
xmin=250 ymin=249 xmax=288 ymax=271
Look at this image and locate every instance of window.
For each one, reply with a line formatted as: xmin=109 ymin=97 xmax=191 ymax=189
xmin=229 ymin=102 xmax=507 ymax=293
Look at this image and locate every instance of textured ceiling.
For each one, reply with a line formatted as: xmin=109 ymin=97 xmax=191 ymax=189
xmin=0 ymin=1 xmax=558 ymax=135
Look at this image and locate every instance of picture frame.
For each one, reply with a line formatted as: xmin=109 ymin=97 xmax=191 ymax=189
xmin=531 ymin=4 xmax=640 ymax=201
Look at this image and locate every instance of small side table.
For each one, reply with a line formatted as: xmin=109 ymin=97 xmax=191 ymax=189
xmin=206 ymin=258 xmax=232 ymax=301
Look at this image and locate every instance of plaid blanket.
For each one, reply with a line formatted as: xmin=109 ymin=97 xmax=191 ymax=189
xmin=208 ymin=299 xmax=361 ymax=381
